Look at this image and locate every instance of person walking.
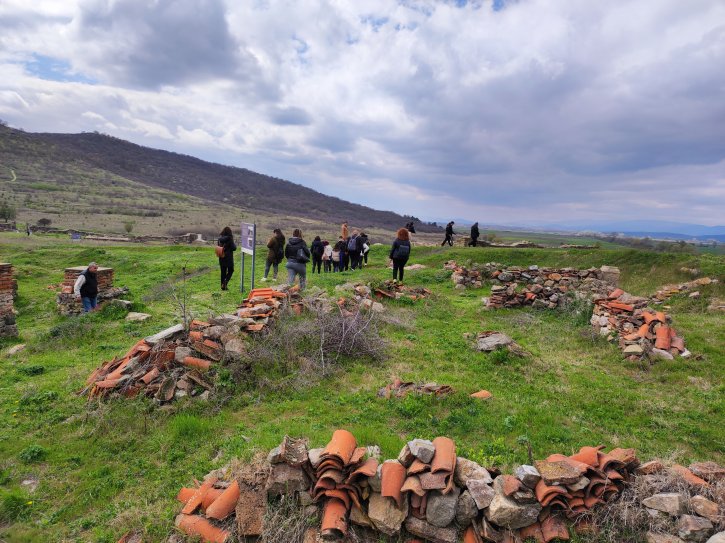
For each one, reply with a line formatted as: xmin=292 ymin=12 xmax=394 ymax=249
xmin=442 ymin=221 xmax=456 ymax=246
xmin=285 ymin=228 xmax=311 ymax=290
xmin=263 ymin=229 xmax=285 ymax=281
xmin=468 ymin=222 xmax=480 ymax=247
xmin=359 ymin=232 xmax=370 ymax=265
xmin=217 ymin=226 xmax=237 ymax=290
xmin=310 ymin=235 xmax=324 ymax=274
xmin=74 ymin=262 xmax=100 ymax=312
xmin=322 ymin=240 xmax=332 ymax=272
xmin=389 ymin=228 xmax=411 ymax=284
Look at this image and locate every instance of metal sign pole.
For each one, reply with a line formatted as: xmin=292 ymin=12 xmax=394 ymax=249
xmin=240 ymin=221 xmax=256 ymax=294
xmin=240 ymin=251 xmax=245 ymax=293
xmin=251 ymin=224 xmax=256 ymax=291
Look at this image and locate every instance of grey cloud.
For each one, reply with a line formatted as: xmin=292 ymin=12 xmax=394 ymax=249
xmin=268 ymin=106 xmax=312 ymax=126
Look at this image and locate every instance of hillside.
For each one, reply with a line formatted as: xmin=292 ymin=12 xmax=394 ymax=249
xmin=0 ymin=125 xmax=434 ymax=234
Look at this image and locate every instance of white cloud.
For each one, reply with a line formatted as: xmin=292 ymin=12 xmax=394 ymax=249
xmin=1 ymin=0 xmax=724 ymax=225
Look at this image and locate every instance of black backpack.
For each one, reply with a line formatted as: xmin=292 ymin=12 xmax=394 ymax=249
xmin=394 ymin=242 xmax=410 ymax=259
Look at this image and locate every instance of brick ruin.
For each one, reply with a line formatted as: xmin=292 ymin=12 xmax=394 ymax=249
xmin=56 ymin=266 xmax=128 ymax=315
xmin=0 ymin=263 xmax=18 ymax=337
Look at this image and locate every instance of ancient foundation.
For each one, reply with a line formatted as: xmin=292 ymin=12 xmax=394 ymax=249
xmin=0 ymin=263 xmax=18 ymax=337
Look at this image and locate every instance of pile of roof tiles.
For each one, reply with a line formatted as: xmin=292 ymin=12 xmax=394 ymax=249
xmin=591 ymin=288 xmax=690 ymax=360
xmin=373 ymin=279 xmax=432 ymax=302
xmin=377 ymin=378 xmax=453 ymax=398
xmin=444 ymin=260 xmax=484 ymax=289
xmin=0 ymin=263 xmax=18 ymax=338
xmin=170 ymin=430 xmax=725 ymax=543
xmin=236 ymin=286 xmax=300 ymax=332
xmin=653 ymin=276 xmax=719 ymax=303
xmin=56 ymin=266 xmax=129 ymax=315
xmin=481 ymin=264 xmax=620 ymax=309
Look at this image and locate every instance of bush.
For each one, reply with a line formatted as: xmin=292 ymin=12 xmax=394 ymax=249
xmin=0 ymin=489 xmax=32 ymax=522
xmin=18 ymin=365 xmax=45 ymax=376
xmin=19 ymin=444 xmax=47 ymax=463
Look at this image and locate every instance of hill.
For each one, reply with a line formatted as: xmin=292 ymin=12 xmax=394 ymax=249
xmin=0 ymin=124 xmax=435 ymax=234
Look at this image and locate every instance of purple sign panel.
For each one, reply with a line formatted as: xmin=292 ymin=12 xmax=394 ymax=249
xmin=241 ymin=222 xmax=255 ymax=255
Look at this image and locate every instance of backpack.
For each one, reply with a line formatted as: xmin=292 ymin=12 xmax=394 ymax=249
xmin=215 ymin=245 xmax=225 ymax=258
xmin=347 ymin=237 xmax=358 ymax=252
xmin=332 ymin=250 xmax=340 ymax=262
xmin=394 ymin=243 xmax=410 ymax=259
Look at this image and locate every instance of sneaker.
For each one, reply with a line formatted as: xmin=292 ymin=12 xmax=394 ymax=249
xmin=261 ymin=277 xmax=267 ymax=282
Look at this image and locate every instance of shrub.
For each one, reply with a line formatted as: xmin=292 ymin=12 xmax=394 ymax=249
xmin=18 ymin=365 xmax=45 ymax=376
xmin=0 ymin=489 xmax=32 ymax=522
xmin=19 ymin=444 xmax=47 ymax=463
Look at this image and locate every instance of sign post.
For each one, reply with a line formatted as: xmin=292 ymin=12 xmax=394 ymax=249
xmin=240 ymin=222 xmax=256 ymax=293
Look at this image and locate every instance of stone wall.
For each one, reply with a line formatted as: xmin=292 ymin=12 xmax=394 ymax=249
xmin=0 ymin=263 xmax=18 ymax=337
xmin=56 ymin=266 xmax=127 ymax=315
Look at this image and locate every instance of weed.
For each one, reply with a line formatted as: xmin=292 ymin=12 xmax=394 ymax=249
xmin=19 ymin=444 xmax=47 ymax=463
xmin=17 ymin=365 xmax=45 ymax=376
xmin=170 ymin=414 xmax=212 ymax=442
xmin=0 ymin=489 xmax=32 ymax=522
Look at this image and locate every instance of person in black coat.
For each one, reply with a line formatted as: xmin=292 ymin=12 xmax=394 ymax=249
xmin=310 ymin=236 xmax=324 ymax=274
xmin=217 ymin=226 xmax=237 ymax=290
xmin=349 ymin=231 xmax=363 ymax=270
xmin=441 ymin=221 xmax=455 ymax=246
xmin=468 ymin=222 xmax=480 ymax=247
xmin=389 ymin=227 xmax=412 ymax=283
xmin=285 ymin=228 xmax=311 ymax=289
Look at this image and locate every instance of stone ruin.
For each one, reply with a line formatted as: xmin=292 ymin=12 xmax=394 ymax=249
xmin=0 ymin=263 xmax=18 ymax=338
xmin=169 ymin=430 xmax=724 ymax=543
xmin=56 ymin=266 xmax=129 ymax=315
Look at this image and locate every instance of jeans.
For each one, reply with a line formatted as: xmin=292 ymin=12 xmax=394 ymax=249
xmin=392 ymin=258 xmax=408 ymax=282
xmin=350 ymin=253 xmax=360 ymax=270
xmin=286 ymin=261 xmax=307 ymax=290
xmin=82 ymin=296 xmax=98 ymax=312
xmin=264 ymin=259 xmax=279 ymax=279
xmin=323 ymin=259 xmax=331 ymax=272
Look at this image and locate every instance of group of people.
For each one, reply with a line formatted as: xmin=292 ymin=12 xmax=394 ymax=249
xmin=214 ymin=219 xmax=484 ymax=292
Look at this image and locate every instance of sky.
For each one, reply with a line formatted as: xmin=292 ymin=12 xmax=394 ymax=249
xmin=1 ymin=0 xmax=724 ymax=227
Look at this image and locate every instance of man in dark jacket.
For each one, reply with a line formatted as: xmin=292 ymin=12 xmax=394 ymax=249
xmin=442 ymin=221 xmax=456 ymax=246
xmin=285 ymin=229 xmax=311 ymax=289
xmin=468 ymin=222 xmax=480 ymax=247
xmin=348 ymin=231 xmax=363 ymax=270
xmin=217 ymin=227 xmax=237 ymax=290
xmin=263 ymin=229 xmax=285 ymax=281
xmin=73 ymin=262 xmax=99 ymax=312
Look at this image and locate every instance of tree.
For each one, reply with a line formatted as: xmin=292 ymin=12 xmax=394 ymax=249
xmin=37 ymin=218 xmax=52 ymax=227
xmin=0 ymin=199 xmax=16 ymax=222
xmin=123 ymin=221 xmax=135 ymax=234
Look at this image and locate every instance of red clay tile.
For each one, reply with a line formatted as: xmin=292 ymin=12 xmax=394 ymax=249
xmin=141 ymin=367 xmax=160 ymax=384
xmin=323 ymin=489 xmax=352 ymax=510
xmin=595 ymin=452 xmax=624 ymax=472
xmin=190 ymin=319 xmax=211 ymax=330
xmin=346 ymin=458 xmax=379 ymax=484
xmin=607 ymin=448 xmax=638 ymax=468
xmin=670 ymin=336 xmax=685 ymax=351
xmin=642 ymin=312 xmax=657 ymax=324
xmin=470 ymin=390 xmax=493 ymax=400
xmin=401 ymin=475 xmax=425 ymax=496
xmin=608 ymin=288 xmax=625 ymax=299
xmin=189 ymin=331 xmax=204 ymax=342
xmin=519 ymin=523 xmax=545 ymax=542
xmin=321 ymin=497 xmax=348 ymax=538
xmin=607 ymin=301 xmax=634 ymax=312
xmin=569 ymin=446 xmax=603 ymax=467
xmin=381 ymin=461 xmax=406 ymax=508
xmin=349 ymin=447 xmax=367 ymax=466
xmin=464 ymin=525 xmax=482 ymax=543
xmin=541 ymin=515 xmax=569 ymax=542
xmin=182 ymin=356 xmax=211 ymax=371
xmin=655 ymin=311 xmax=666 ymax=323
xmin=408 ymin=459 xmax=430 ymax=475
xmin=535 ymin=480 xmax=570 ymax=506
xmin=322 ymin=430 xmax=358 ymax=465
xmin=181 ymin=477 xmax=218 ymax=514
xmin=654 ymin=326 xmax=671 ymax=350
xmin=175 ymin=514 xmax=229 ymax=543
xmin=419 ymin=471 xmax=448 ymax=490
xmin=671 ymin=464 xmax=709 ymax=487
xmin=176 ymin=487 xmax=224 ymax=510
xmin=501 ymin=475 xmax=522 ymax=496
xmin=205 ymin=480 xmax=240 ymax=520
xmin=637 ymin=323 xmax=650 ymax=338
xmin=431 ymin=437 xmax=456 ymax=474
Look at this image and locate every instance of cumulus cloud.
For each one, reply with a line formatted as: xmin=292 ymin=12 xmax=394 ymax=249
xmin=1 ymin=0 xmax=724 ymax=225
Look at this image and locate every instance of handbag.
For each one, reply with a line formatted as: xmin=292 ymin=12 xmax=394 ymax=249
xmin=215 ymin=245 xmax=225 ymax=258
xmin=296 ymin=248 xmax=310 ymax=263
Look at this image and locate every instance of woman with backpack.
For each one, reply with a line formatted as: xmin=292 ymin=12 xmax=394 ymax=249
xmin=217 ymin=226 xmax=237 ymax=290
xmin=334 ymin=236 xmax=347 ymax=272
xmin=263 ymin=228 xmax=285 ymax=281
xmin=285 ymin=229 xmax=311 ymax=290
xmin=389 ymin=228 xmax=411 ymax=284
xmin=331 ymin=238 xmax=342 ymax=272
xmin=310 ymin=236 xmax=324 ymax=274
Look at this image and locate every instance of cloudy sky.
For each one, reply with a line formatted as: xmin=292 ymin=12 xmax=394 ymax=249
xmin=1 ymin=0 xmax=724 ymax=226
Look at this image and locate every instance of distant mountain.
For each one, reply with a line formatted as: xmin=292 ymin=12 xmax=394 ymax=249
xmin=0 ymin=125 xmax=439 ymax=232
xmin=537 ymin=220 xmax=725 ymax=238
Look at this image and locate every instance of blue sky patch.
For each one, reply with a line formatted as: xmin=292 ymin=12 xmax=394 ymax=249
xmin=24 ymin=54 xmax=96 ymax=84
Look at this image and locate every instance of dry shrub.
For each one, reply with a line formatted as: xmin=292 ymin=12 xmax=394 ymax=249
xmin=258 ymin=495 xmax=313 ymax=543
xmin=231 ymin=303 xmax=387 ymax=390
xmin=587 ymin=469 xmax=724 ymax=542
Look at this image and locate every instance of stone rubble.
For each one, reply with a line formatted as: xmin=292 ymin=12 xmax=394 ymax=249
xmin=0 ymin=263 xmax=18 ymax=337
xmin=653 ymin=277 xmax=719 ymax=303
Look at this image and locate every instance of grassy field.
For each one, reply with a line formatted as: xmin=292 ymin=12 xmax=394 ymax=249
xmin=0 ymin=233 xmax=723 ymax=542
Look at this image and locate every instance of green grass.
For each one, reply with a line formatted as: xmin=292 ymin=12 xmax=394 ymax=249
xmin=0 ymin=234 xmax=723 ymax=542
